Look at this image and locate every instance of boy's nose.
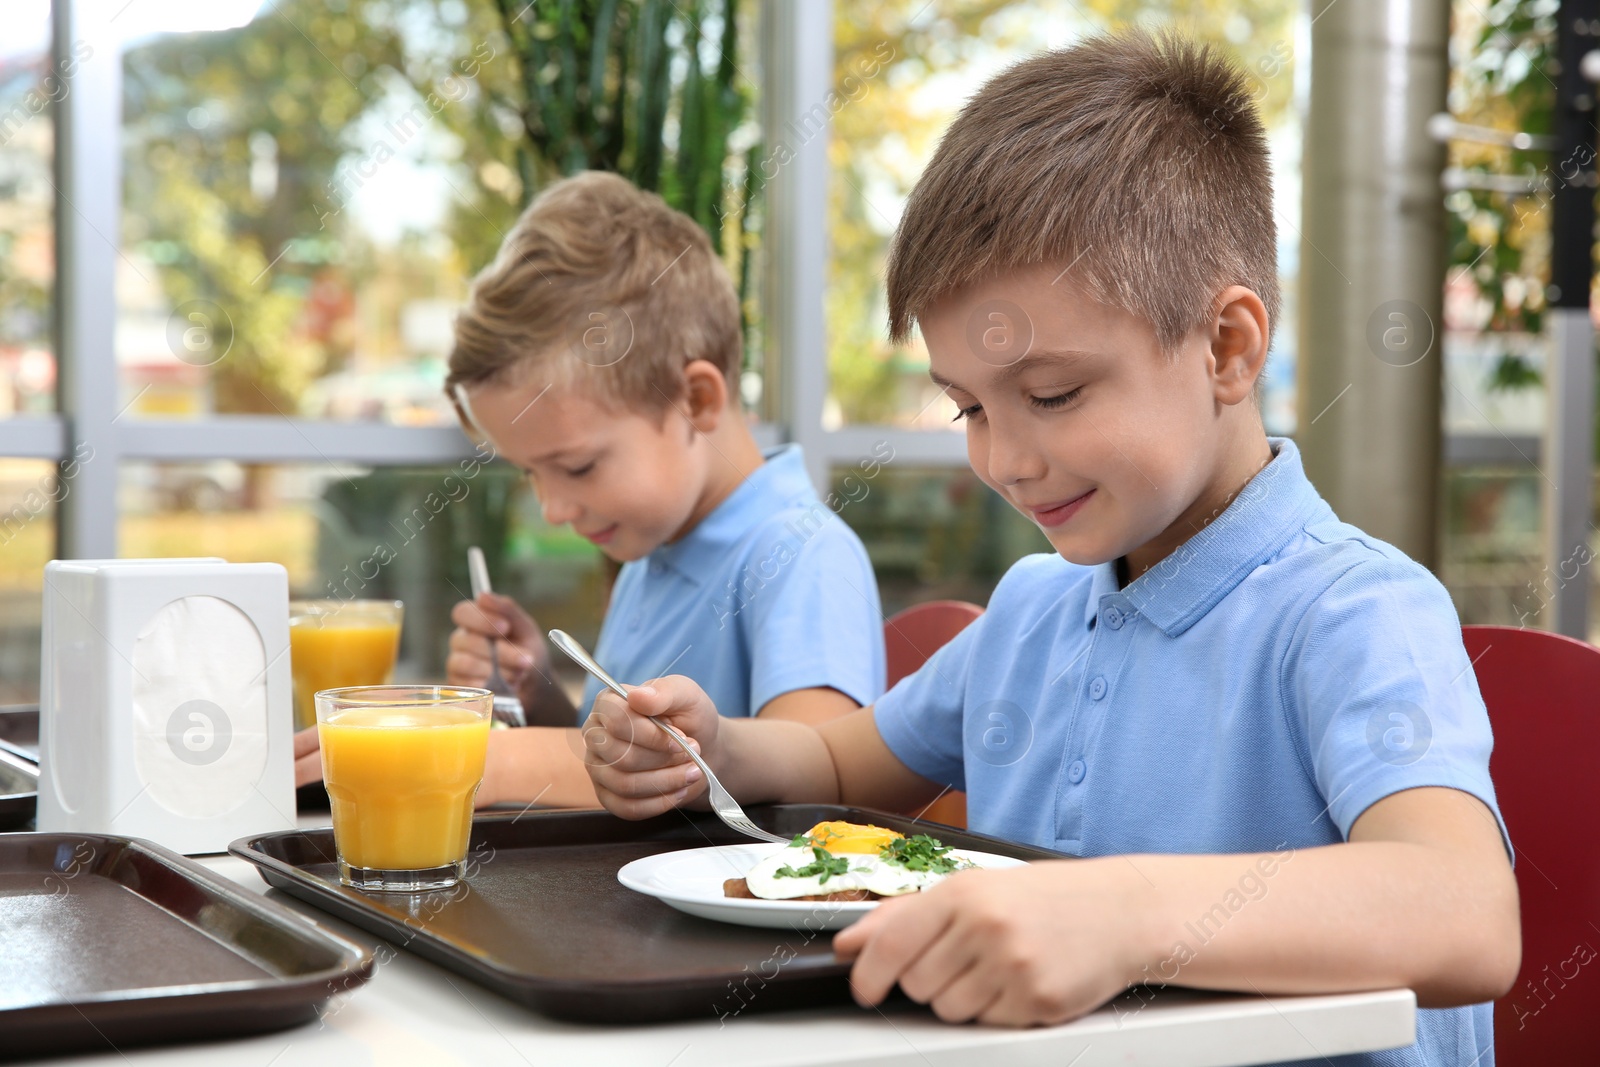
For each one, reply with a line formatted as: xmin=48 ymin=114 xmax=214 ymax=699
xmin=983 ymin=425 xmax=1047 ymax=487
xmin=539 ymin=492 xmax=582 ymax=527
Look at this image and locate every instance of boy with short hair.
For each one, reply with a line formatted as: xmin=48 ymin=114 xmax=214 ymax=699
xmin=580 ymin=30 xmax=1518 ymax=1062
xmin=295 ymin=171 xmax=886 ymax=806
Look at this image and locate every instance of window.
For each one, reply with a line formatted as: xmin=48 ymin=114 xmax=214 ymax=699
xmin=0 ymin=1 xmax=56 ymax=417
xmin=0 ymin=459 xmax=58 ymax=703
xmin=117 ymin=0 xmax=767 ymax=425
xmin=831 ymin=463 xmax=1048 ymax=617
xmin=825 ymin=1 xmax=1303 ymax=436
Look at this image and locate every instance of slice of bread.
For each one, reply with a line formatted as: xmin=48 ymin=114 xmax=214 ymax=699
xmin=722 ymin=877 xmax=881 ymax=902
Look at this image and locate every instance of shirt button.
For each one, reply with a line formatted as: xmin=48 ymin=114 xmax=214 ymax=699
xmin=1104 ymin=607 xmax=1124 ymax=630
xmin=1089 ymin=676 xmax=1107 ymax=701
xmin=1067 ymin=759 xmax=1087 ymax=784
xmin=628 ymin=613 xmax=643 ymax=632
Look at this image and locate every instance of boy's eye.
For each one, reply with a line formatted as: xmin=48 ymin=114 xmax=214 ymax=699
xmin=1032 ymin=387 xmax=1083 ymax=410
xmin=951 ymin=402 xmax=983 ymax=423
xmin=563 ymin=461 xmax=596 ymax=478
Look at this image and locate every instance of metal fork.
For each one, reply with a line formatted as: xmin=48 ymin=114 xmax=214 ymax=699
xmin=467 ymin=546 xmax=527 ymax=728
xmin=547 ymin=629 xmax=789 ymax=845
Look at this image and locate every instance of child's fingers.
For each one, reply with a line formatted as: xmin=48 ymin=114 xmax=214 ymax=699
xmin=588 ymin=757 xmax=703 ymax=802
xmin=887 ymin=909 xmax=986 ymax=1007
xmin=588 ymin=689 xmax=692 ymax=758
xmin=928 ymin=961 xmax=1007 ymax=1024
xmin=497 ymin=641 xmax=535 ymax=675
xmin=448 ymin=626 xmax=493 ymax=659
xmin=838 ymin=893 xmax=956 ymax=1007
xmin=622 ymin=677 xmax=714 ymax=746
xmin=450 ymin=597 xmax=511 ymax=637
xmin=445 ymin=648 xmax=492 ymax=687
xmin=294 ymin=744 xmax=324 ymax=787
xmin=292 ymin=726 xmax=320 ymax=759
xmin=479 ymin=592 xmax=540 ymax=645
xmin=591 ymin=783 xmax=696 ymax=821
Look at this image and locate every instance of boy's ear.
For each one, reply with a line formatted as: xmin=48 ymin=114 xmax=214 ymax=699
xmin=1207 ymin=286 xmax=1269 ymax=407
xmin=682 ymin=359 xmax=731 ymax=433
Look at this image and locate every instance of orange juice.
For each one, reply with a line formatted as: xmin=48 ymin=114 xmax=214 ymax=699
xmin=290 ymin=602 xmax=403 ymax=730
xmin=319 ymin=707 xmax=491 ymax=870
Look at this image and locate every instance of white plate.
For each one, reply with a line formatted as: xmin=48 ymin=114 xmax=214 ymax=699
xmin=617 ymin=842 xmax=1030 ymax=931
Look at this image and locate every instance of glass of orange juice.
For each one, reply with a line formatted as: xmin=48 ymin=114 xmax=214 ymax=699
xmin=290 ymin=599 xmax=404 ymax=731
xmin=315 ymin=685 xmax=492 ymax=892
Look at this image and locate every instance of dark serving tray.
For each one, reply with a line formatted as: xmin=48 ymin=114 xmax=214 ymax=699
xmin=0 ymin=704 xmax=38 ymax=764
xmin=0 ymin=748 xmax=38 ymax=831
xmin=231 ymin=804 xmax=1067 ymax=1024
xmin=0 ymin=832 xmax=375 ymax=1060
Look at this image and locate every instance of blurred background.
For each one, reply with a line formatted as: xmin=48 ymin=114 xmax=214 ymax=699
xmin=0 ymin=0 xmax=1589 ymax=702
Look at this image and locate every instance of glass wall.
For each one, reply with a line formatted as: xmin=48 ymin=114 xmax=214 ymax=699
xmin=1436 ymin=0 xmax=1577 ymax=634
xmin=824 ymin=1 xmax=1304 ymax=437
xmin=116 ymin=0 xmax=767 ymax=423
xmin=0 ymin=459 xmax=57 ymax=703
xmin=831 ymin=463 xmax=1048 ymax=617
xmin=0 ymin=2 xmax=57 ymax=703
xmin=0 ymin=1 xmax=56 ymax=416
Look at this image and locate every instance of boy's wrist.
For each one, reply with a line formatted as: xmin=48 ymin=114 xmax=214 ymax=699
xmin=1104 ymin=856 xmax=1171 ymax=989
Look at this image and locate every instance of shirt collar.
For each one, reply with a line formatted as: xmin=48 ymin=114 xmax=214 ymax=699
xmin=1080 ymin=437 xmax=1329 ymax=637
xmin=649 ymin=444 xmax=818 ymax=585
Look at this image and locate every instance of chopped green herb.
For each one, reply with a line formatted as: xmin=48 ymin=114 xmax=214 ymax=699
xmin=788 ymin=833 xmax=811 ymax=848
xmin=879 ymin=834 xmax=961 ymax=874
xmin=774 ymin=846 xmax=852 ymax=884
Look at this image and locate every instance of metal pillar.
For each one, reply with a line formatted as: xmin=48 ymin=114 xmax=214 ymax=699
xmin=53 ymin=0 xmax=123 ymax=560
xmin=761 ymin=0 xmax=833 ymax=492
xmin=1542 ymin=1 xmax=1599 ymax=639
xmin=1297 ymin=0 xmax=1452 ymax=569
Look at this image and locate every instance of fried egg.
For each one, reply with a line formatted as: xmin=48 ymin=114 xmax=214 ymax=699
xmin=741 ymin=821 xmax=975 ymax=900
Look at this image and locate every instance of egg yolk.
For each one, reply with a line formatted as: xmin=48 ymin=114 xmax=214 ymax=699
xmin=803 ymin=821 xmax=904 ymax=854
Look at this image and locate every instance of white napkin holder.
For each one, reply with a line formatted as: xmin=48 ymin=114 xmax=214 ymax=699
xmin=37 ymin=558 xmax=296 ymax=854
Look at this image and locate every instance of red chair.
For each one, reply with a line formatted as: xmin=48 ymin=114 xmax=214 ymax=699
xmin=884 ymin=601 xmax=984 ymax=828
xmin=1462 ymin=624 xmax=1600 ymax=1064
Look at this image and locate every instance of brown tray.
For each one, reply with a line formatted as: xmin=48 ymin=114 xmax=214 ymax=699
xmin=0 ymin=832 xmax=375 ymax=1059
xmin=0 ymin=748 xmax=38 ymax=831
xmin=230 ymin=805 xmax=1066 ymax=1024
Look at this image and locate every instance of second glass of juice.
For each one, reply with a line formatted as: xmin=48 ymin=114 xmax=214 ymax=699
xmin=290 ymin=599 xmax=404 ymax=731
xmin=315 ymin=685 xmax=492 ymax=892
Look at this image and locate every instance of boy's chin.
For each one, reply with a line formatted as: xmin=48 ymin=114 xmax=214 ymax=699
xmin=598 ymin=537 xmax=657 ymax=564
xmin=1041 ymin=529 xmax=1120 ymax=569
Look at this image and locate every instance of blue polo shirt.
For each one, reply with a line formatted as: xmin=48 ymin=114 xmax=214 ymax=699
xmin=874 ymin=437 xmax=1506 ymax=1067
xmin=581 ymin=444 xmax=886 ymax=720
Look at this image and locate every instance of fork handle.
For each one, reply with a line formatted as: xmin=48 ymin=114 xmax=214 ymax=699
xmin=655 ymin=720 xmax=716 ymax=783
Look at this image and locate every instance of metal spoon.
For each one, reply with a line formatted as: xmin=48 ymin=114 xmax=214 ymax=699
xmin=547 ymin=629 xmax=788 ymax=845
xmin=467 ymin=546 xmax=527 ymax=728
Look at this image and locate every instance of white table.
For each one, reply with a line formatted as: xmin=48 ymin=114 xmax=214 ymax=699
xmin=43 ymin=830 xmax=1419 ymax=1067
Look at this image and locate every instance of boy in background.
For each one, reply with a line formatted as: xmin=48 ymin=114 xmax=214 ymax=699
xmin=296 ymin=172 xmax=885 ymax=806
xmin=579 ymin=31 xmax=1518 ymax=1064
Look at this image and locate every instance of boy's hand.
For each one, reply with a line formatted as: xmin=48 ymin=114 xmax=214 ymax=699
xmin=293 ymin=726 xmax=323 ymax=787
xmin=447 ymin=592 xmax=544 ymax=690
xmin=833 ymin=860 xmax=1150 ymax=1026
xmin=581 ymin=675 xmax=717 ymax=819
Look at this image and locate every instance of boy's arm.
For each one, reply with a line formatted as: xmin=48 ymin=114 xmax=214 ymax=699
xmin=835 ymin=785 xmax=1519 ymax=1025
xmin=1141 ymin=785 xmax=1518 ymax=1005
xmin=475 ymin=727 xmax=601 ymax=809
xmin=755 ymin=686 xmax=861 ymax=726
xmin=581 ymin=679 xmax=941 ymax=818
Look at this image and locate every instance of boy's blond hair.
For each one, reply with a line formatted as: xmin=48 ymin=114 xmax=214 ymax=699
xmin=886 ymin=28 xmax=1278 ymax=353
xmin=446 ymin=171 xmax=741 ymax=413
